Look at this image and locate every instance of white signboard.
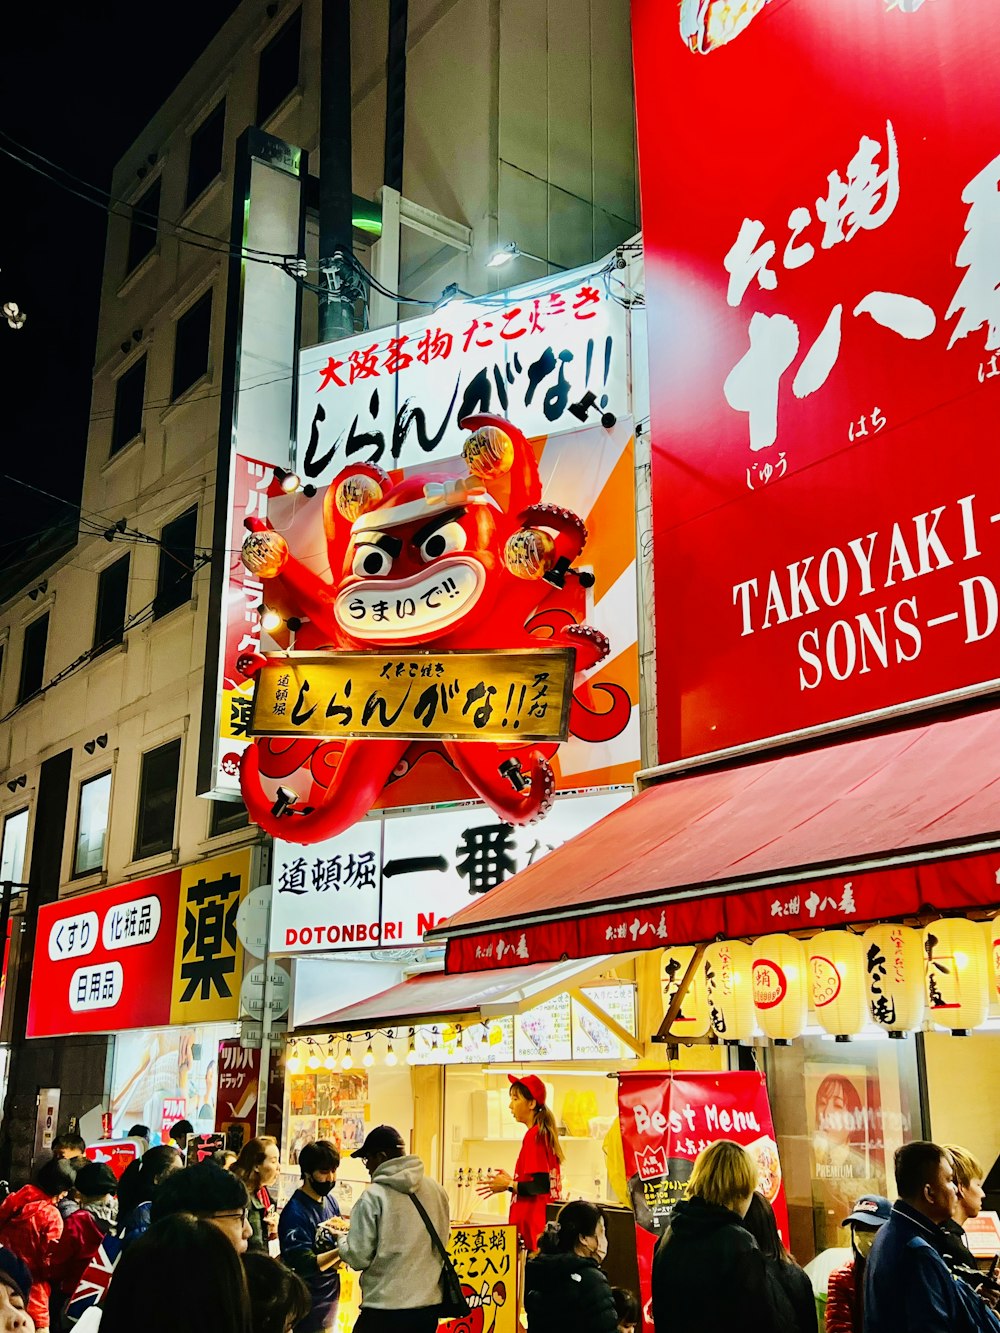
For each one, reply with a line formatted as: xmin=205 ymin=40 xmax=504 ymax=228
xmin=294 ymin=261 xmax=628 ymax=487
xmin=271 ymin=789 xmax=629 ymax=954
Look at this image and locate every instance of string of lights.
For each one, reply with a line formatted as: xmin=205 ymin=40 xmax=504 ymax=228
xmin=284 ymin=1023 xmax=498 ymax=1072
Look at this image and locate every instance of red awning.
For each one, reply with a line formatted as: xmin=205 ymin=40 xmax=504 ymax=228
xmin=427 ymin=707 xmax=1000 ymax=972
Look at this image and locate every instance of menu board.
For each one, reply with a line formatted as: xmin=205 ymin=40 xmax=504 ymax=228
xmin=571 ymin=984 xmax=638 ymax=1059
xmin=287 ymin=1070 xmax=368 ymax=1162
xmin=514 ymin=994 xmax=573 ymax=1061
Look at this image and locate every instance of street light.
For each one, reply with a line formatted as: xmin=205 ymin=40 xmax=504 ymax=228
xmin=486 ymin=243 xmax=566 ymax=272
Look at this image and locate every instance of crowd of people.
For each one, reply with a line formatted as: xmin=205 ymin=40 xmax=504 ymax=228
xmin=0 ymin=1102 xmax=992 ymax=1333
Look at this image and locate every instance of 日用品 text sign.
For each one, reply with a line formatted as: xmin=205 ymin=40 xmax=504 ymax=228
xmin=250 ymin=650 xmax=573 ymax=742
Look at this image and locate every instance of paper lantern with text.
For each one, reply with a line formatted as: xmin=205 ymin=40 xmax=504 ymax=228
xmin=809 ymin=931 xmax=867 ymax=1038
xmin=703 ymin=940 xmax=755 ymax=1042
xmin=661 ymin=946 xmax=710 ymax=1039
xmin=752 ymin=934 xmax=807 ymax=1043
xmin=925 ymin=918 xmax=988 ymax=1034
xmin=861 ymin=924 xmax=925 ymax=1035
xmin=985 ymin=918 xmax=1000 ymax=1012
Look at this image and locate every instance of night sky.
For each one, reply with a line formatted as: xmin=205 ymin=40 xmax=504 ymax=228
xmin=0 ymin=0 xmax=240 ymax=578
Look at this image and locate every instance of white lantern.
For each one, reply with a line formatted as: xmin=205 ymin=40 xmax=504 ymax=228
xmin=924 ymin=918 xmax=989 ymax=1034
xmin=809 ymin=931 xmax=867 ymax=1038
xmin=862 ymin=924 xmax=925 ymax=1035
xmin=752 ymin=934 xmax=807 ymax=1043
xmin=703 ymin=940 xmax=755 ymax=1042
xmin=661 ymin=945 xmax=710 ymax=1039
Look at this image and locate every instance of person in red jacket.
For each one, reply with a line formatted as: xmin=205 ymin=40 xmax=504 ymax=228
xmin=0 ymin=1158 xmax=76 ymax=1331
xmin=477 ymin=1074 xmax=564 ymax=1252
xmin=49 ymin=1162 xmax=118 ymax=1324
xmin=825 ymin=1194 xmax=890 ymax=1333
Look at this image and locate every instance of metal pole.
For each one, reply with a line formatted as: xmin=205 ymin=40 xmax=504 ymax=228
xmin=319 ymin=0 xmax=357 ymax=341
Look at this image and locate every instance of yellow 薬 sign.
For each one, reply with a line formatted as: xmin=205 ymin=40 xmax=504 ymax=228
xmin=170 ymin=849 xmax=252 ymax=1025
xmin=249 ymin=650 xmax=573 ymax=743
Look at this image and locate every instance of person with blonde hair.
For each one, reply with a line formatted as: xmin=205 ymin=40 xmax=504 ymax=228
xmin=939 ymin=1144 xmax=992 ymax=1300
xmin=651 ymin=1140 xmax=792 ymax=1333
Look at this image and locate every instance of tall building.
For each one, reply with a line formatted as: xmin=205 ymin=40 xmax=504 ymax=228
xmin=0 ymin=0 xmax=637 ymax=1178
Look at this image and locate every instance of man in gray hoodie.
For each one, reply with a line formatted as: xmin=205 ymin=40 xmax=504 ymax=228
xmin=336 ymin=1125 xmax=450 ymax=1333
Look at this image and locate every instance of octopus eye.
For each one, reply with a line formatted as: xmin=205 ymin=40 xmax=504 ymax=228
xmin=352 ymin=544 xmax=393 ymax=577
xmin=419 ymin=521 xmax=467 ymax=563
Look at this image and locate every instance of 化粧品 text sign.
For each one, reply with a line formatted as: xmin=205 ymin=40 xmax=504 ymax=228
xmin=250 ymin=649 xmax=573 ymax=742
xmin=633 ymin=0 xmax=1000 ymax=760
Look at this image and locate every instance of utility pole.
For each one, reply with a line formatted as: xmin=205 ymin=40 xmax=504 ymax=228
xmin=319 ymin=0 xmax=358 ymax=341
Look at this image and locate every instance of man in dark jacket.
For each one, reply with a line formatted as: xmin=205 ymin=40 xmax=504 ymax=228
xmin=864 ymin=1140 xmax=1000 ymax=1333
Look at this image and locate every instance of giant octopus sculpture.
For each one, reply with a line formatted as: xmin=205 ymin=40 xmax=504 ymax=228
xmin=237 ymin=413 xmax=619 ymax=844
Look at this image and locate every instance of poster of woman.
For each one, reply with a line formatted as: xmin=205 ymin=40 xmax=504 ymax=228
xmin=806 ymin=1063 xmax=887 ymax=1250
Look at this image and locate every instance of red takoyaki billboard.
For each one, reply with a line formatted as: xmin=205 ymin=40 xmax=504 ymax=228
xmin=633 ymin=0 xmax=1000 ymax=760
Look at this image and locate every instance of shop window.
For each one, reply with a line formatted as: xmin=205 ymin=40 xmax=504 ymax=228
xmin=0 ymin=808 xmax=29 ymax=884
xmin=185 ymin=99 xmax=226 ymax=208
xmin=93 ymin=554 xmax=130 ymax=653
xmin=125 ymin=177 xmax=161 ymax=275
xmin=171 ymin=289 xmax=212 ymax=401
xmin=74 ymin=771 xmax=111 ymax=876
xmin=256 ymin=9 xmax=302 ymax=125
xmin=110 ymin=356 xmax=146 ymax=456
xmin=154 ymin=506 xmax=198 ymax=620
xmin=109 ymin=1024 xmax=232 ymax=1140
xmin=134 ymin=738 xmax=181 ymax=859
xmin=209 ymin=799 xmax=249 ymax=838
xmin=18 ymin=611 xmax=49 ymax=703
xmin=766 ymin=1034 xmax=922 ymax=1264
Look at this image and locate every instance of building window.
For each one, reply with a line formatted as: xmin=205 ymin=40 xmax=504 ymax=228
xmin=18 ymin=612 xmax=49 ymax=704
xmin=110 ymin=356 xmax=146 ymax=456
xmin=0 ymin=808 xmax=29 ymax=884
xmin=256 ymin=9 xmax=302 ymax=125
xmin=125 ymin=178 xmax=161 ymax=275
xmin=171 ymin=290 xmax=212 ymax=401
xmin=209 ymin=799 xmax=250 ymax=838
xmin=154 ymin=506 xmax=198 ymax=620
xmin=186 ymin=99 xmax=226 ymax=208
xmin=94 ymin=555 xmax=130 ymax=653
xmin=135 ymin=738 xmax=181 ymax=860
xmin=74 ymin=771 xmax=112 ymax=876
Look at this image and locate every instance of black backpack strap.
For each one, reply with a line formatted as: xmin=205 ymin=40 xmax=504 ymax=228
xmin=408 ymin=1190 xmax=449 ymax=1263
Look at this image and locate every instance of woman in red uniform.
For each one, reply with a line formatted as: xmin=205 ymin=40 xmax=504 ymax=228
xmin=477 ymin=1075 xmax=564 ymax=1252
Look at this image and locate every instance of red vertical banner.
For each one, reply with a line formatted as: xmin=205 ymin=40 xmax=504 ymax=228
xmin=215 ymin=1039 xmax=262 ymax=1150
xmin=617 ymin=1071 xmax=787 ymax=1331
xmin=632 ymin=0 xmax=1000 ymax=760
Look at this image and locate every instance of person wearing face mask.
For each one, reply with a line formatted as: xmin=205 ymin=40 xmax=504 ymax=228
xmin=278 ymin=1141 xmax=342 ymax=1333
xmin=524 ymin=1201 xmax=618 ymax=1333
xmin=825 ymin=1195 xmax=890 ymax=1333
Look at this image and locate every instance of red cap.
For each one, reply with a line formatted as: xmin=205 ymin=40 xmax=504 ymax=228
xmin=508 ymin=1073 xmax=547 ymax=1106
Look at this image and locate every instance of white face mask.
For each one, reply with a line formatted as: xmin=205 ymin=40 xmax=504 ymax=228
xmin=591 ymin=1232 xmax=608 ymax=1263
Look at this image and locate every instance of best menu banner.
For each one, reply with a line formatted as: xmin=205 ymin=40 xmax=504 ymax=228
xmin=632 ymin=0 xmax=1000 ymax=760
xmin=617 ymin=1071 xmax=787 ymax=1332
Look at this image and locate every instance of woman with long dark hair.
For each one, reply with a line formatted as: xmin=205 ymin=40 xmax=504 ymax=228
xmin=477 ymin=1075 xmax=564 ymax=1251
xmin=101 ymin=1213 xmax=251 ymax=1333
xmin=230 ymin=1137 xmax=280 ymax=1252
xmin=742 ymin=1192 xmax=816 ymax=1333
xmin=117 ymin=1146 xmax=182 ymax=1246
xmin=524 ymin=1200 xmax=618 ymax=1333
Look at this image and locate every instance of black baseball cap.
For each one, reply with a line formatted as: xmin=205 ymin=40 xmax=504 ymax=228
xmin=353 ymin=1125 xmax=405 ymax=1160
xmin=842 ymin=1195 xmax=891 ymax=1228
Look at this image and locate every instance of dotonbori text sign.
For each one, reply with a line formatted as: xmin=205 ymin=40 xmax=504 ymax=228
xmin=294 ymin=262 xmax=627 ymax=485
xmin=633 ymin=0 xmax=1000 ymax=761
xmin=250 ymin=649 xmax=573 ymax=742
xmin=271 ymin=790 xmax=629 ymax=953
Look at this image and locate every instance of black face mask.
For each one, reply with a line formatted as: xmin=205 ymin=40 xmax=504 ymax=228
xmin=310 ymin=1176 xmax=335 ymax=1197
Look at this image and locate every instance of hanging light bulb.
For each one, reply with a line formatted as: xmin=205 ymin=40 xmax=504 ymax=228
xmin=341 ymin=1047 xmax=354 ymax=1071
xmin=323 ymin=1051 xmax=337 ymax=1071
xmin=286 ymin=1048 xmax=303 ymax=1075
xmin=385 ymin=1044 xmax=399 ymax=1067
xmin=406 ymin=1033 xmax=418 ymax=1065
xmin=363 ymin=1043 xmax=375 ymax=1068
xmin=261 ymin=607 xmax=283 ymax=634
xmin=307 ymin=1045 xmax=320 ymax=1071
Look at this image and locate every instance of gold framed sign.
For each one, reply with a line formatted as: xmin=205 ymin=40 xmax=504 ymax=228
xmin=249 ymin=649 xmax=574 ymax=742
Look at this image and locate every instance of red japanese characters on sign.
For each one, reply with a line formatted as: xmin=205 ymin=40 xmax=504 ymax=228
xmin=632 ymin=0 xmax=1000 ymax=760
xmin=27 ymin=872 xmax=181 ymax=1037
xmin=618 ymin=1071 xmax=787 ymax=1332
